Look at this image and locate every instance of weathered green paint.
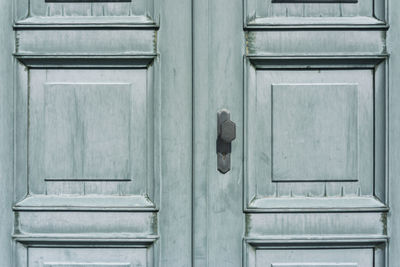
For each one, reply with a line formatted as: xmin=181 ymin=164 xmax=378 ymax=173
xmin=8 ymin=0 xmax=191 ymax=265
xmin=0 ymin=0 xmax=14 ymax=265
xmin=193 ymin=0 xmax=244 ymax=266
xmin=0 ymin=0 xmax=398 ymax=266
xmin=388 ymin=0 xmax=400 ymax=264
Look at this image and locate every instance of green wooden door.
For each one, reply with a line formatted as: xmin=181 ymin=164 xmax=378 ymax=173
xmin=0 ymin=0 xmax=400 ymax=266
xmin=2 ymin=0 xmax=192 ymax=266
xmin=193 ymin=0 xmax=396 ymax=266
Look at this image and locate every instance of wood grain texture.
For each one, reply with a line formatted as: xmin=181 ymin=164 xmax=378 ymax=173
xmin=271 ymin=83 xmax=358 ymax=182
xmin=273 ymin=0 xmax=357 ymax=2
xmin=157 ymin=0 xmax=192 ymax=266
xmin=244 ymin=0 xmax=385 ymax=28
xmin=15 ymin=0 xmax=158 ymax=27
xmin=246 ymin=31 xmax=386 ymax=56
xmin=0 ymin=0 xmax=14 ymax=264
xmin=23 ymin=69 xmax=151 ymax=197
xmin=193 ymin=0 xmax=244 ymax=266
xmin=29 ymin=247 xmax=148 ymax=267
xmin=246 ymin=68 xmax=375 ymax=206
xmin=15 ymin=30 xmax=156 ymax=56
xmin=257 ymin=249 xmax=370 ymax=267
xmin=388 ymin=0 xmax=400 ymax=264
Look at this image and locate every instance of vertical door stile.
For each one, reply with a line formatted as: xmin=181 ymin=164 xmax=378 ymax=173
xmin=193 ymin=0 xmax=245 ymax=266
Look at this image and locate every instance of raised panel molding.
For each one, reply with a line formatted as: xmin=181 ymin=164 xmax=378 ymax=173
xmin=14 ymin=0 xmax=159 ymax=28
xmin=26 ymin=247 xmax=151 ymax=267
xmin=273 ymin=0 xmax=356 ymax=2
xmin=271 ymin=264 xmax=357 ymax=267
xmin=271 ymin=83 xmax=358 ymax=182
xmin=43 ymin=264 xmax=130 ymax=267
xmin=244 ymin=0 xmax=386 ymax=29
xmin=46 ymin=0 xmax=131 ymax=2
xmin=15 ymin=30 xmax=156 ymax=56
xmin=35 ymin=83 xmax=134 ymax=182
xmin=255 ymin=249 xmax=371 ymax=266
xmin=244 ymin=241 xmax=385 ymax=267
xmin=246 ymin=31 xmax=386 ymax=57
xmin=244 ymin=56 xmax=387 ymax=212
xmin=14 ymin=56 xmax=159 ymax=209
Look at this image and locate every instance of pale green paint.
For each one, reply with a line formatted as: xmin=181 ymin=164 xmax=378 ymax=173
xmin=10 ymin=0 xmax=191 ymax=265
xmin=256 ymin=249 xmax=372 ymax=267
xmin=0 ymin=0 xmax=14 ymax=265
xmin=0 ymin=0 xmax=397 ymax=266
xmin=157 ymin=0 xmax=192 ymax=266
xmin=388 ymin=0 xmax=400 ymax=265
xmin=193 ymin=0 xmax=244 ymax=266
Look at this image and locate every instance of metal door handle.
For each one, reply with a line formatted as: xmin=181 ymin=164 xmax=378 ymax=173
xmin=217 ymin=109 xmax=236 ymax=173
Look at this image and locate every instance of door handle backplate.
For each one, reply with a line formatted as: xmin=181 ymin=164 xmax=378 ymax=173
xmin=217 ymin=109 xmax=236 ymax=174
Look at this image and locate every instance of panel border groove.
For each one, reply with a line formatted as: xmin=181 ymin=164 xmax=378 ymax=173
xmin=243 ymin=55 xmax=388 ymax=213
xmin=243 ymin=238 xmax=387 ymax=267
xmin=14 ymin=0 xmax=160 ymax=29
xmin=13 ymin=55 xmax=160 ymax=211
xmin=244 ymin=0 xmax=388 ymax=29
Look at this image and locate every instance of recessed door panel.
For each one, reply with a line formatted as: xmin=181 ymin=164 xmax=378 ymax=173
xmin=245 ymin=68 xmax=382 ymax=210
xmin=253 ymin=248 xmax=373 ymax=267
xmin=26 ymin=69 xmax=153 ymax=198
xmin=271 ymin=83 xmax=359 ymax=182
xmin=244 ymin=0 xmax=386 ymax=28
xmin=28 ymin=247 xmax=149 ymax=267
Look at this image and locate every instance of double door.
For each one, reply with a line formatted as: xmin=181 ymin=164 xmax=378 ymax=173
xmin=0 ymin=0 xmax=398 ymax=266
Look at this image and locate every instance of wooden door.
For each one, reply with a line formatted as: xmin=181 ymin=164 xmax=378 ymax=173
xmin=0 ymin=0 xmax=192 ymax=266
xmin=1 ymin=0 xmax=400 ymax=266
xmin=193 ymin=0 xmax=396 ymax=266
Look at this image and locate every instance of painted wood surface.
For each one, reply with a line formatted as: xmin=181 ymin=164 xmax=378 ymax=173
xmin=244 ymin=0 xmax=386 ymax=28
xmin=11 ymin=0 xmax=191 ymax=265
xmin=193 ymin=0 xmax=244 ymax=266
xmin=157 ymin=0 xmax=192 ymax=266
xmin=0 ymin=0 xmax=14 ymax=265
xmin=0 ymin=0 xmax=397 ymax=266
xmin=242 ymin=1 xmax=388 ymax=267
xmin=388 ymin=0 xmax=400 ymax=265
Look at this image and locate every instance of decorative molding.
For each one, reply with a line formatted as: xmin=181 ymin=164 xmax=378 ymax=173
xmin=244 ymin=0 xmax=386 ymax=29
xmin=45 ymin=0 xmax=131 ymax=2
xmin=244 ymin=55 xmax=388 ymax=212
xmin=14 ymin=55 xmax=156 ymax=68
xmin=244 ymin=239 xmax=386 ymax=267
xmin=43 ymin=264 xmax=130 ymax=267
xmin=44 ymin=178 xmax=132 ymax=182
xmin=245 ymin=237 xmax=388 ymax=247
xmin=271 ymin=264 xmax=357 ymax=267
xmin=13 ymin=195 xmax=157 ymax=211
xmin=14 ymin=17 xmax=159 ymax=30
xmin=247 ymin=56 xmax=387 ymax=69
xmin=271 ymin=83 xmax=359 ymax=182
xmin=13 ymin=235 xmax=158 ymax=246
xmin=14 ymin=0 xmax=160 ymax=29
xmin=272 ymin=0 xmax=357 ymax=3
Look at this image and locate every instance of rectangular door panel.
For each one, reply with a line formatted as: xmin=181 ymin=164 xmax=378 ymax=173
xmin=245 ymin=64 xmax=387 ymax=211
xmin=15 ymin=0 xmax=158 ymax=27
xmin=244 ymin=0 xmax=386 ymax=28
xmin=28 ymin=247 xmax=150 ymax=267
xmin=15 ymin=65 xmax=158 ymax=208
xmin=11 ymin=0 xmax=192 ymax=264
xmin=27 ymin=69 xmax=152 ymax=196
xmin=241 ymin=0 xmax=389 ymax=264
xmin=13 ymin=60 xmax=159 ymax=266
xmin=253 ymin=248 xmax=373 ymax=267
